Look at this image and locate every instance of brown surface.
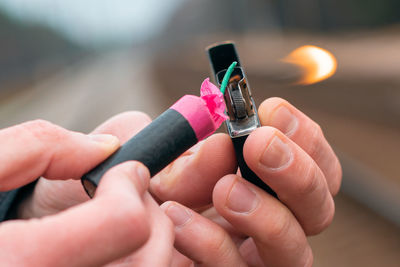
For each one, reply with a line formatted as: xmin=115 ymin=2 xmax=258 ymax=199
xmin=310 ymin=193 xmax=400 ymax=267
xmin=308 ymin=109 xmax=400 ymax=186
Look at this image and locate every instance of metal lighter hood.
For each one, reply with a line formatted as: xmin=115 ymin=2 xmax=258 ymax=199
xmin=207 ymin=42 xmax=261 ymax=137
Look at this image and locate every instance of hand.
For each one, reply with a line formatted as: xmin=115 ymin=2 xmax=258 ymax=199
xmin=0 ymin=118 xmax=174 ymax=266
xmin=17 ymin=112 xmax=152 ymax=218
xmin=151 ymin=97 xmax=342 ymax=266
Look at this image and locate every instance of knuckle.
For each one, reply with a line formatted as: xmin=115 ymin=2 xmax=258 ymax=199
xmin=123 ymin=203 xmax=146 ymax=226
xmin=264 ymin=208 xmax=292 ymax=241
xmin=307 ymin=123 xmax=324 ymax=160
xmin=319 ymin=197 xmax=335 ymax=231
xmin=22 ymin=119 xmax=64 ymax=143
xmin=306 ymin=197 xmax=335 ymax=235
xmin=329 ymin=158 xmax=343 ymax=196
xmin=298 ymin=164 xmax=321 ymax=196
xmin=207 ymin=230 xmax=232 ymax=258
xmin=117 ymin=201 xmax=150 ymax=245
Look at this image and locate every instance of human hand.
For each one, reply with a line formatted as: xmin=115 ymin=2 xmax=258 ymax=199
xmin=0 ymin=121 xmax=153 ymax=266
xmin=11 ymin=93 xmax=342 ymax=266
xmin=151 ymin=97 xmax=342 ymax=266
xmin=0 ymin=119 xmax=175 ymax=267
xmin=16 ymin=113 xmax=152 ymax=218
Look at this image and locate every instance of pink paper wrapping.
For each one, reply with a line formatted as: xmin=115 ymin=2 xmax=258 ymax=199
xmin=170 ymin=78 xmax=227 ymax=140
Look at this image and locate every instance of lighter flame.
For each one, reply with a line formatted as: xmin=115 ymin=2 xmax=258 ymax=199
xmin=283 ymin=45 xmax=337 ymax=85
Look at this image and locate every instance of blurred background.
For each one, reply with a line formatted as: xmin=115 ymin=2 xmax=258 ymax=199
xmin=0 ymin=0 xmax=399 ymax=266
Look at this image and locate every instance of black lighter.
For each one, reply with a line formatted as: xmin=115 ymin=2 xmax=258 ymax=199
xmin=207 ymin=41 xmax=277 ymax=197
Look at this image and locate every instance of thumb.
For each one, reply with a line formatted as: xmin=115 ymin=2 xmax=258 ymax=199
xmin=0 ymin=161 xmax=151 ymax=267
xmin=0 ymin=120 xmax=120 ymax=191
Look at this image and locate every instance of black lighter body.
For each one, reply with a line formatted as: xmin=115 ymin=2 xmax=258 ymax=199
xmin=207 ymin=42 xmax=277 ymax=197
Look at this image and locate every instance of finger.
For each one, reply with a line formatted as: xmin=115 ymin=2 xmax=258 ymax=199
xmin=239 ymin=238 xmax=266 ymax=267
xmin=244 ymin=127 xmax=335 ymax=235
xmin=19 ymin=111 xmax=154 ymax=219
xmin=0 ymin=120 xmax=120 ymax=191
xmin=91 ymin=111 xmax=152 ymax=143
xmin=150 ymin=133 xmax=237 ymax=208
xmin=95 ymin=112 xmax=237 ymax=209
xmin=213 ymin=175 xmax=313 ymax=267
xmin=107 ymin=193 xmax=175 ymax=267
xmin=66 ymin=111 xmax=152 ymax=201
xmin=201 ymin=207 xmax=247 ymax=243
xmin=161 ymin=201 xmax=247 ymax=267
xmin=20 ymin=178 xmax=92 ymax=219
xmin=258 ymin=97 xmax=342 ymax=195
xmin=170 ymin=249 xmax=193 ymax=267
xmin=0 ymin=161 xmax=151 ymax=267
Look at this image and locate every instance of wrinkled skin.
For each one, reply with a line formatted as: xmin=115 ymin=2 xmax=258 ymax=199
xmin=0 ymin=97 xmax=341 ymax=267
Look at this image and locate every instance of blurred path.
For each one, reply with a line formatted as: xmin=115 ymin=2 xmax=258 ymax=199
xmin=0 ymin=49 xmax=165 ymax=132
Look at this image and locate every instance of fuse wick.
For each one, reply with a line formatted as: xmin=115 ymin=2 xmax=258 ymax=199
xmin=220 ymin=61 xmax=237 ymax=94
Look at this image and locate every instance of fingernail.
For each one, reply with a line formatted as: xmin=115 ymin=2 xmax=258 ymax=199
xmin=226 ymin=180 xmax=259 ymax=213
xmin=271 ymin=106 xmax=298 ymax=136
xmin=164 ymin=203 xmax=192 ymax=227
xmin=261 ymin=136 xmax=292 ymax=170
xmin=135 ymin=163 xmax=150 ymax=190
xmin=89 ymin=134 xmax=120 ymax=149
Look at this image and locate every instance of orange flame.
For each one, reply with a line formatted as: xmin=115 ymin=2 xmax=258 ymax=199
xmin=283 ymin=45 xmax=337 ymax=85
